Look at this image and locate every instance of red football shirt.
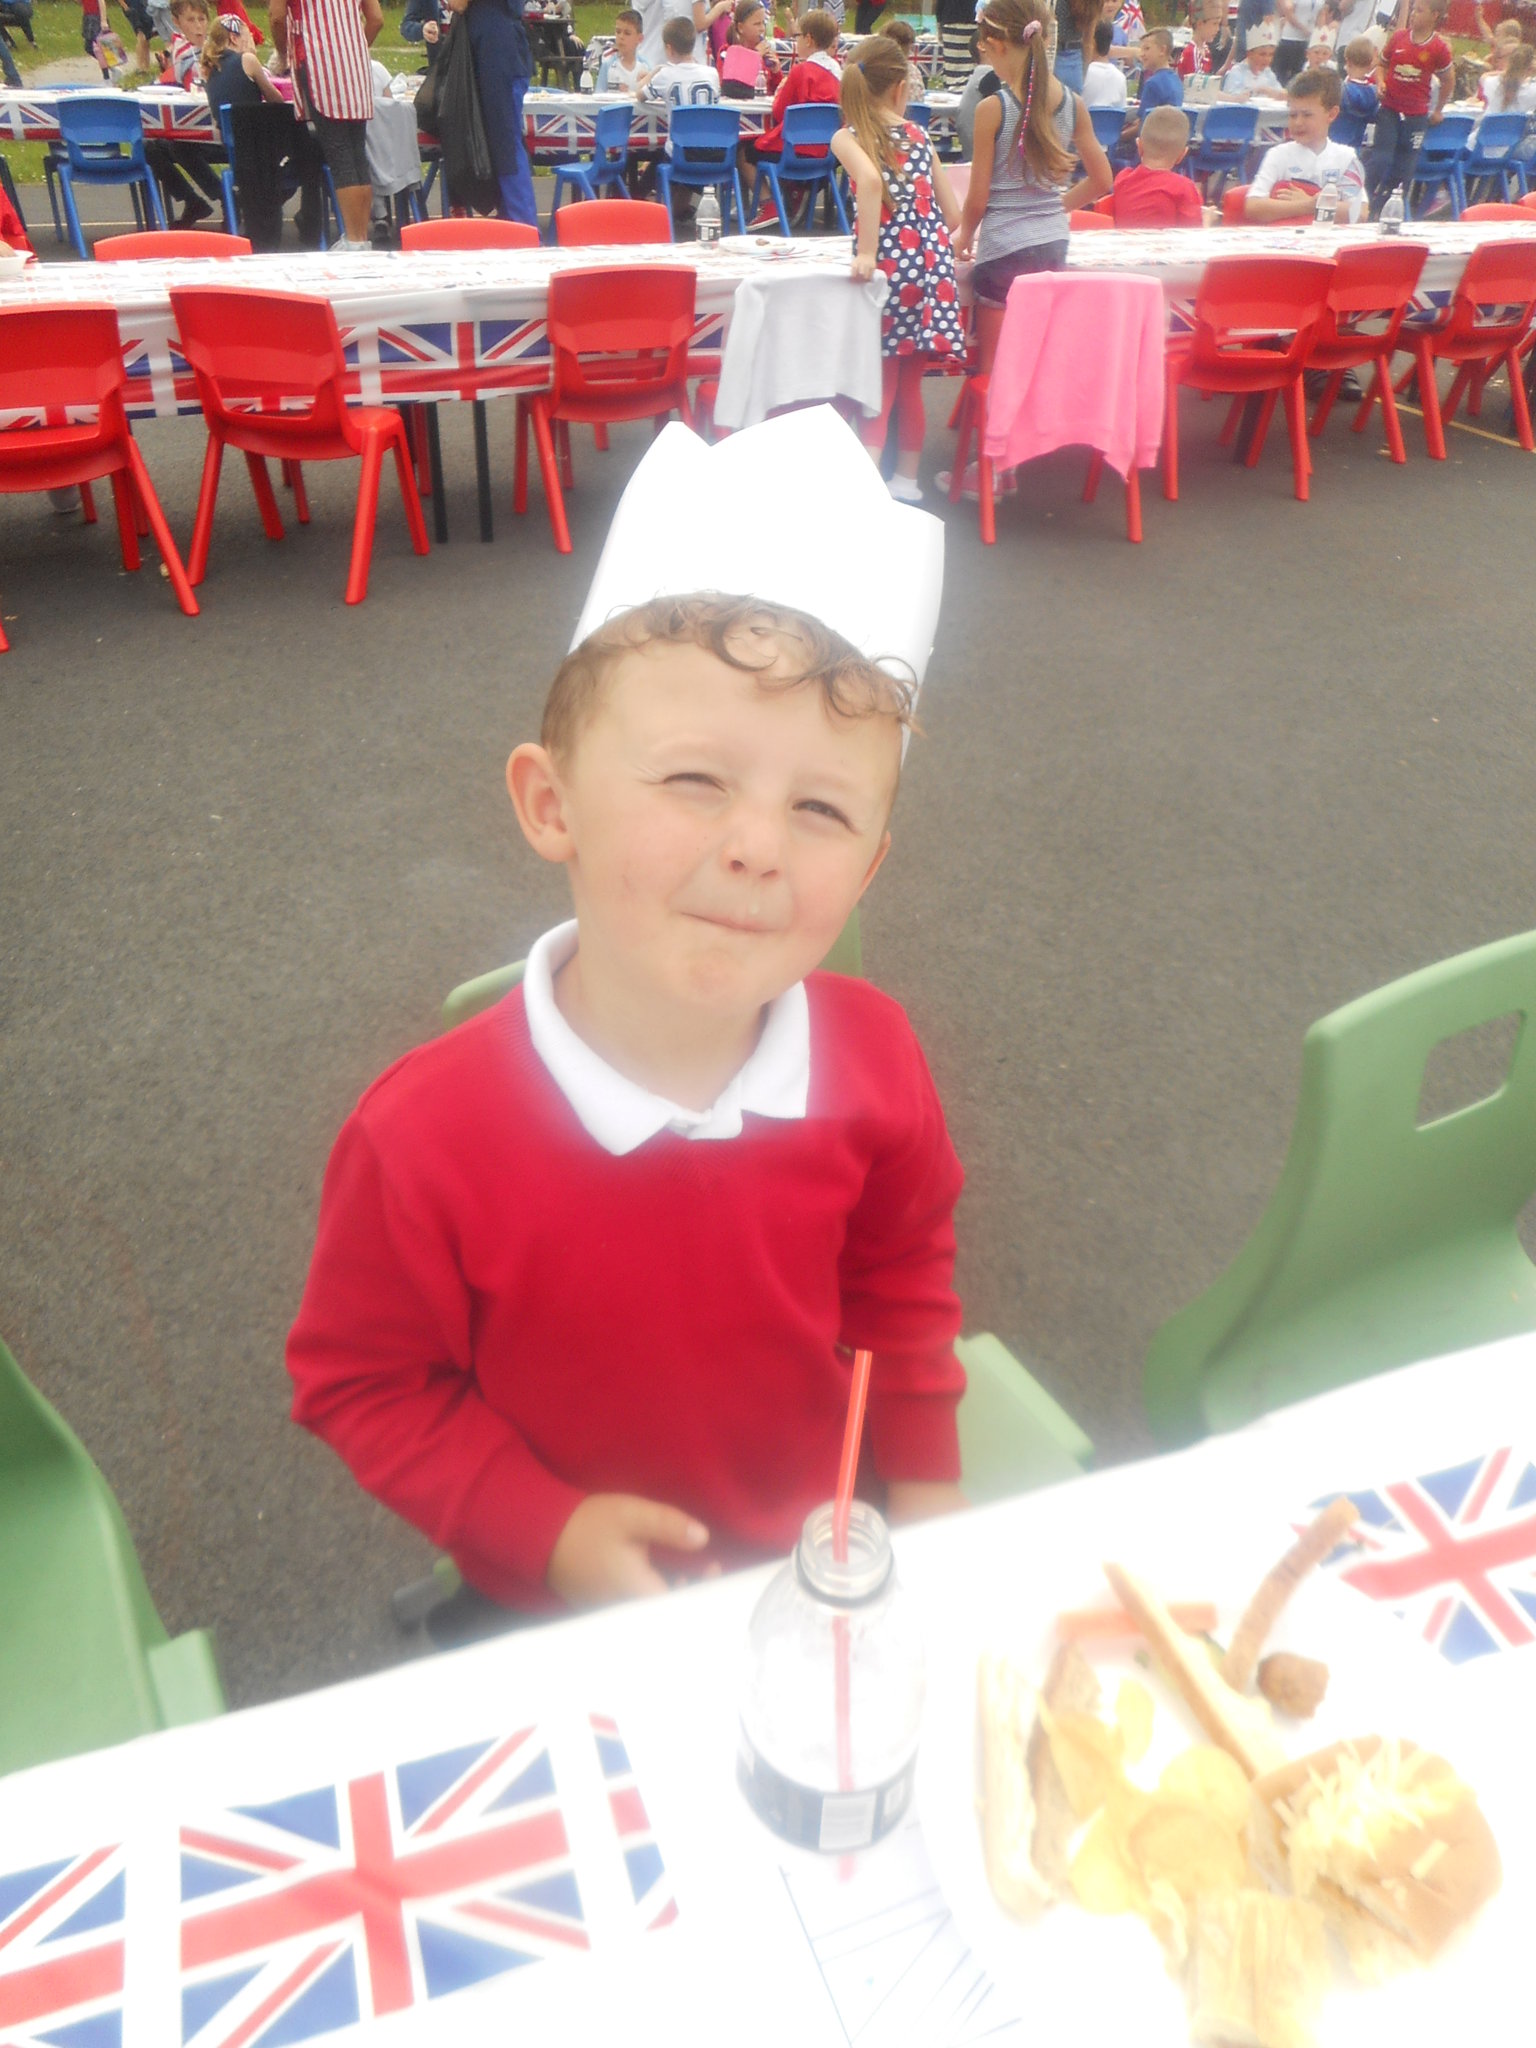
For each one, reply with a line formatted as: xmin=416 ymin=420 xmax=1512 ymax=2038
xmin=1380 ymin=29 xmax=1453 ymax=115
xmin=1112 ymin=164 xmax=1204 ymax=228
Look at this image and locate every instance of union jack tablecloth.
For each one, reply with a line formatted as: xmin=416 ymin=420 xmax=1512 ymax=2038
xmin=0 ymin=1335 xmax=1528 ymax=2047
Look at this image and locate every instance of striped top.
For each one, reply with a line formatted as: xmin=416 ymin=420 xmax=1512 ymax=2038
xmin=290 ymin=0 xmax=374 ymax=121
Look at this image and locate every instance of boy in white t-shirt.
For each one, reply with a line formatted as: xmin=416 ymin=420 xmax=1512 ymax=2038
xmin=1083 ymin=19 xmax=1129 ymax=107
xmin=1244 ymin=66 xmax=1367 ymax=219
xmin=645 ymin=10 xmax=721 ymax=125
xmin=598 ymin=6 xmax=651 ymax=90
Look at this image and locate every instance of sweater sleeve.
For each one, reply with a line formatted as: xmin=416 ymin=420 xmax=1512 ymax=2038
xmin=286 ymin=1114 xmax=585 ymax=1610
xmin=837 ymin=1027 xmax=965 ymax=1484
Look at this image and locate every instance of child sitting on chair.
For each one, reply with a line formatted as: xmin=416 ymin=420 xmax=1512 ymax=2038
xmin=1244 ymin=63 xmax=1366 ymax=218
xmin=1112 ymin=104 xmax=1208 ymax=223
xmin=287 ymin=408 xmax=968 ymax=1622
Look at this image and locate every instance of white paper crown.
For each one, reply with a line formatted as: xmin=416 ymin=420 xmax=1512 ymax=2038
xmin=569 ymin=406 xmax=945 ymax=694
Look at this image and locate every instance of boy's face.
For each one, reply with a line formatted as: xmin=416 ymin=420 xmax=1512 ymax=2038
xmin=614 ymin=18 xmax=639 ymax=56
xmin=1305 ymin=42 xmax=1329 ymax=64
xmin=1287 ymin=92 xmax=1335 ymax=146
xmin=1138 ymin=36 xmax=1164 ymax=68
xmin=175 ymin=5 xmax=208 ymax=40
xmin=1408 ymin=0 xmax=1437 ymax=35
xmin=1248 ymin=43 xmax=1273 ymax=72
xmin=510 ymin=630 xmax=898 ymax=1022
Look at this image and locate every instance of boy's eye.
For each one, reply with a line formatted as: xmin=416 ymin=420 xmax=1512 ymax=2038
xmin=663 ymin=771 xmax=725 ymax=792
xmin=796 ymin=799 xmax=854 ymax=829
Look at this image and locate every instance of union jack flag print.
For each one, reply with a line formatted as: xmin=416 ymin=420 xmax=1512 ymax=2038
xmin=591 ymin=1713 xmax=677 ymax=1933
xmin=1312 ymin=1445 xmax=1536 ymax=1664
xmin=0 ymin=1843 xmax=127 ymax=2048
xmin=178 ymin=1725 xmax=592 ymax=2047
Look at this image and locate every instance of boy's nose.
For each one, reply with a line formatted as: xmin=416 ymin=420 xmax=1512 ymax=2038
xmin=722 ymin=807 xmax=784 ymax=878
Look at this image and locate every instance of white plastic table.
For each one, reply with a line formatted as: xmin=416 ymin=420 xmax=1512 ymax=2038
xmin=0 ymin=1334 xmax=1530 ymax=2047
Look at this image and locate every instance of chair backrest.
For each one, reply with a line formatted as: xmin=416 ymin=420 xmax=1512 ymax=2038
xmin=1444 ymin=236 xmax=1536 ymax=345
xmin=1144 ymin=928 xmax=1536 ymax=1445
xmin=592 ymin=100 xmax=635 ymax=171
xmin=1313 ymin=239 xmax=1427 ymax=351
xmin=779 ymin=102 xmax=841 ymax=169
xmin=905 ymin=100 xmax=932 ymax=130
xmin=1088 ymin=104 xmax=1125 ymax=152
xmin=57 ymin=92 xmax=148 ymax=166
xmin=1187 ymin=254 xmax=1334 ymax=375
xmin=168 ymin=285 xmax=352 ymax=439
xmin=97 ymin=229 xmax=253 ymax=259
xmin=1460 ymin=201 xmax=1534 ymax=221
xmin=669 ymin=104 xmax=741 ymax=169
xmin=1197 ymin=103 xmax=1257 ymax=146
xmin=1069 ymin=206 xmax=1113 ymax=228
xmin=547 ymin=264 xmax=698 ymax=405
xmin=554 ymin=197 xmax=672 ymax=245
xmin=0 ymin=304 xmax=128 ymax=424
xmin=401 ymin=216 xmax=540 ymax=249
xmin=1466 ymin=111 xmax=1528 ymax=160
xmin=1414 ymin=110 xmax=1475 ymax=165
xmin=1220 ymin=181 xmax=1251 ymax=225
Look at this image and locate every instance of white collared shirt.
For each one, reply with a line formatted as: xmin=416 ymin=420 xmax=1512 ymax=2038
xmin=521 ymin=922 xmax=810 ymax=1157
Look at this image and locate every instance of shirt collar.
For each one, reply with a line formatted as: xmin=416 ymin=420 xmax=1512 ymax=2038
xmin=521 ymin=921 xmax=810 ymax=1156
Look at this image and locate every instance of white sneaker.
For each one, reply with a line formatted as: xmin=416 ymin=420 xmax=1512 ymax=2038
xmin=887 ymin=473 xmax=925 ymax=503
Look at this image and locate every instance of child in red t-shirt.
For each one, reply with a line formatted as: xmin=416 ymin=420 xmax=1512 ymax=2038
xmin=1111 ymin=105 xmax=1207 ymax=225
xmin=287 ymin=410 xmax=968 ymax=1627
xmin=1367 ymin=0 xmax=1456 ymax=211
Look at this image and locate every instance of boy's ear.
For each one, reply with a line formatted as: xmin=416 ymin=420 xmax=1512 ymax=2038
xmin=507 ymin=743 xmax=576 ymax=865
xmin=857 ymin=829 xmax=893 ymax=901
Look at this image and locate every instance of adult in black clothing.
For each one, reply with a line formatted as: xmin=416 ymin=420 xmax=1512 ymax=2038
xmin=853 ymin=0 xmax=890 ymax=33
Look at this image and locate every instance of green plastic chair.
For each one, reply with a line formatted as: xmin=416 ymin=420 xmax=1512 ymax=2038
xmin=1145 ymin=930 xmax=1536 ymax=1450
xmin=0 ymin=1337 xmax=226 ymax=1778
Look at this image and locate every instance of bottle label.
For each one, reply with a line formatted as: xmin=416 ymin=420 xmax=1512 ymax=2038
xmin=737 ymin=1728 xmax=915 ymax=1854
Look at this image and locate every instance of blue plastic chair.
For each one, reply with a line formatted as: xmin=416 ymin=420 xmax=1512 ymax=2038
xmin=1406 ymin=110 xmax=1475 ymax=220
xmin=217 ymin=100 xmax=340 ymax=249
xmin=42 ymin=83 xmax=116 ymax=244
xmin=1185 ymin=102 xmax=1258 ymax=195
xmin=55 ymin=93 xmax=166 ymax=258
xmin=1460 ymin=111 xmax=1531 ymax=202
xmin=1088 ymin=100 xmax=1131 ymax=164
xmin=905 ymin=99 xmax=932 ymax=130
xmin=547 ymin=101 xmax=633 ymax=239
xmin=656 ymin=104 xmax=745 ymax=239
xmin=749 ymin=103 xmax=849 ymax=236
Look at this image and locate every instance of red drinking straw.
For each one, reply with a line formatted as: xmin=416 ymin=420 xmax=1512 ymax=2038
xmin=832 ymin=1348 xmax=873 ymax=1565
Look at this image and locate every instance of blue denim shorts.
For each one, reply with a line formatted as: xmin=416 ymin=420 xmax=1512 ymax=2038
xmin=970 ymin=240 xmax=1069 ymax=308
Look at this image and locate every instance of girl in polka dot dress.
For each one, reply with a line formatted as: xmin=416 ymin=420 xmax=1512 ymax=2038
xmin=831 ymin=36 xmax=965 ymax=503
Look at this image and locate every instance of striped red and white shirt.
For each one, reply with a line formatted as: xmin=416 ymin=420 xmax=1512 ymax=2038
xmin=290 ymin=0 xmax=373 ymax=120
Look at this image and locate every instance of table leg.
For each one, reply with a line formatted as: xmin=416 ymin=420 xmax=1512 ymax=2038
xmin=427 ymin=404 xmax=448 ymax=545
xmin=473 ymin=398 xmax=493 ymax=543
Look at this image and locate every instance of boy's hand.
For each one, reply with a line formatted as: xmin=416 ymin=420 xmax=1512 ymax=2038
xmin=548 ymin=1493 xmax=710 ymax=1607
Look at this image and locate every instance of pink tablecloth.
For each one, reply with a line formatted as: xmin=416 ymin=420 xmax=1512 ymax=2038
xmin=982 ymin=269 xmax=1165 ymax=479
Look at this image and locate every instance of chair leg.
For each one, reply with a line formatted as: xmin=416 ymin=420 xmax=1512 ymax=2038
xmin=1162 ymin=375 xmax=1179 ymax=502
xmin=1309 ymin=369 xmax=1345 ymax=439
xmin=388 ymin=419 xmax=431 ymax=557
xmin=1244 ymin=390 xmax=1278 ymax=468
xmin=1442 ymin=363 xmax=1472 ymax=428
xmin=593 ymin=423 xmax=610 ymax=452
xmin=142 ymin=167 xmax=167 ymax=231
xmin=1507 ymin=344 xmax=1534 ymax=451
xmin=556 ymin=417 xmax=574 ymax=490
xmin=1414 ymin=338 xmax=1446 ymax=459
xmin=1218 ymin=395 xmax=1244 ymax=448
xmin=345 ymin=432 xmax=387 ymax=605
xmin=289 ymin=462 xmax=310 ymax=524
xmin=949 ymin=384 xmax=973 ymax=498
xmin=828 ymin=169 xmax=850 ymax=233
xmin=529 ymin=398 xmax=572 ymax=553
xmin=1351 ymin=361 xmax=1381 ymax=436
xmin=244 ymin=454 xmax=286 ymax=540
xmin=1375 ymin=352 xmax=1407 ymax=464
xmin=125 ymin=440 xmax=199 ymax=619
xmin=1124 ymin=465 xmax=1142 ymax=544
xmin=769 ymin=169 xmax=790 ymax=238
xmin=79 ymin=479 xmax=97 ymax=524
xmin=513 ymin=395 xmax=530 ymax=514
xmin=1283 ymin=378 xmax=1309 ymax=501
xmin=977 ymin=447 xmax=996 ymax=546
xmin=59 ymin=170 xmax=86 ymax=261
xmin=109 ymin=469 xmax=142 ymax=573
xmin=187 ymin=434 xmax=225 ymax=586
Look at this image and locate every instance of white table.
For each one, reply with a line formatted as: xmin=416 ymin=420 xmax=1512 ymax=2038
xmin=0 ymin=1336 xmax=1530 ymax=2046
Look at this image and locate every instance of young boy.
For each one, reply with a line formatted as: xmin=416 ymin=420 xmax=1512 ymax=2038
xmin=166 ymin=0 xmax=207 ymax=83
xmin=1084 ymin=18 xmax=1129 ymax=107
xmin=287 ymin=408 xmax=966 ymax=1620
xmin=598 ymin=7 xmax=650 ymax=89
xmin=1222 ymin=20 xmax=1281 ymax=94
xmin=1134 ymin=26 xmax=1184 ymax=110
xmin=1244 ymin=63 xmax=1367 ymax=216
xmin=1335 ymin=32 xmax=1380 ymax=146
xmin=1368 ymin=0 xmax=1454 ymax=211
xmin=1113 ymin=104 xmax=1206 ymax=223
xmin=645 ymin=10 xmax=720 ymax=117
xmin=1304 ymin=23 xmax=1336 ymax=64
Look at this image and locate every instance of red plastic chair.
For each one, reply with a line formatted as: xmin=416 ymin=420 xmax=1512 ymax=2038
xmin=1405 ymin=239 xmax=1536 ymax=458
xmin=1459 ymin=202 xmax=1534 ymax=221
xmin=96 ymin=230 xmax=253 ymax=259
xmin=553 ymin=199 xmax=672 ymax=246
xmin=1164 ymin=255 xmax=1334 ymax=503
xmin=400 ymin=218 xmax=540 ymax=250
xmin=1306 ymin=241 xmax=1427 ymax=465
xmin=0 ymin=305 xmax=198 ymax=652
xmin=514 ymin=266 xmax=697 ymax=554
xmin=1069 ymin=207 xmax=1114 ymax=230
xmin=1522 ymin=192 xmax=1536 ymax=213
xmin=169 ymin=286 xmax=428 ymax=604
xmin=948 ymin=375 xmax=1142 ymax=543
xmin=1221 ymin=184 xmax=1252 ymax=225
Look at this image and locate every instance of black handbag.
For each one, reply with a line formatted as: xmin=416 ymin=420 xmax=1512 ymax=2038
xmin=437 ymin=16 xmax=499 ymax=212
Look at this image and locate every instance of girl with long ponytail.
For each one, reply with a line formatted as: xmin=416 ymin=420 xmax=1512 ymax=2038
xmin=831 ymin=35 xmax=965 ymax=502
xmin=953 ymin=0 xmax=1111 ymax=382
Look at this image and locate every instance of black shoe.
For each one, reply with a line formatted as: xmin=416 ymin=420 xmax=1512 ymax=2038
xmin=175 ymin=195 xmax=213 ymax=228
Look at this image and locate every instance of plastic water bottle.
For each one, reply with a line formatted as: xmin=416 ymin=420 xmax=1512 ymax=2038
xmin=1313 ymin=177 xmax=1341 ymax=227
xmin=1380 ymin=185 xmax=1406 ymax=234
xmin=754 ymin=69 xmax=768 ymax=96
xmin=580 ymin=63 xmax=595 ymax=92
xmin=696 ymin=186 xmax=722 ymax=244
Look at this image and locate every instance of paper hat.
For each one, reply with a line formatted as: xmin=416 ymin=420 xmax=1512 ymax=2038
xmin=1307 ymin=23 xmax=1336 ymax=46
xmin=1247 ymin=21 xmax=1280 ymax=47
xmin=569 ymin=406 xmax=946 ymax=691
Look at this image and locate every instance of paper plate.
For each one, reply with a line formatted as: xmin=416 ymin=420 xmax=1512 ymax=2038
xmin=914 ymin=1557 xmax=1531 ymax=2048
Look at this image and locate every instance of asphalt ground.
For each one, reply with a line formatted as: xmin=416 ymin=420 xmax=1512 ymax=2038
xmin=4 ymin=209 xmax=1536 ymax=1707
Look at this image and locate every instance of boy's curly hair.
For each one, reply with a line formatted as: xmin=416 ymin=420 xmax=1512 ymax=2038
xmin=542 ymin=594 xmax=918 ymax=759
